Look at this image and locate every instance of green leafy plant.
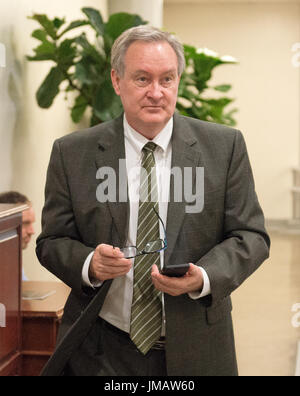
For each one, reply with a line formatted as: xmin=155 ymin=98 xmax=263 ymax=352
xmin=27 ymin=7 xmax=237 ymax=127
xmin=178 ymin=46 xmax=238 ymax=126
xmin=27 ymin=8 xmax=147 ymax=126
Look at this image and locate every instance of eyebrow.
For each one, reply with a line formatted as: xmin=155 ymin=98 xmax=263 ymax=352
xmin=132 ymin=69 xmax=177 ymax=77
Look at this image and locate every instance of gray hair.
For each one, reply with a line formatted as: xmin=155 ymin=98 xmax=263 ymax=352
xmin=111 ymin=25 xmax=186 ymax=77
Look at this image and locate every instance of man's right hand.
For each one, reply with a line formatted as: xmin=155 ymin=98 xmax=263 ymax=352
xmin=88 ymin=244 xmax=132 ymax=282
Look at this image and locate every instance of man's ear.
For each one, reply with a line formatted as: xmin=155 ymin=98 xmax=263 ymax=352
xmin=111 ymin=69 xmax=121 ymax=96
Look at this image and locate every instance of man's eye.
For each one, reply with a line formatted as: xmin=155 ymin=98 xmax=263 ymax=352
xmin=134 ymin=76 xmax=149 ymax=86
xmin=162 ymin=76 xmax=174 ymax=85
xmin=137 ymin=76 xmax=147 ymax=83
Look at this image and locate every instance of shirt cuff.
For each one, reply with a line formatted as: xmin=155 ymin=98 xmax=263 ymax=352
xmin=82 ymin=251 xmax=103 ymax=288
xmin=188 ymin=266 xmax=211 ymax=300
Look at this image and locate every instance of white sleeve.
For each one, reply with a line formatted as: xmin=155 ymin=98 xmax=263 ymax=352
xmin=188 ymin=267 xmax=211 ymax=300
xmin=82 ymin=251 xmax=103 ymax=288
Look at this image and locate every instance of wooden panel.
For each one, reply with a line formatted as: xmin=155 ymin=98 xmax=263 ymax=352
xmin=0 ymin=236 xmax=19 ymax=358
xmin=22 ymin=317 xmax=58 ymax=352
xmin=21 ymin=354 xmax=50 ymax=377
xmin=0 ymin=352 xmax=21 ymax=376
xmin=0 ymin=206 xmax=23 ymax=376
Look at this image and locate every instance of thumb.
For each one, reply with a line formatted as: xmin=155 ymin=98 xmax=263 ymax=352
xmin=186 ymin=263 xmax=196 ymax=275
xmin=151 ymin=264 xmax=160 ymax=275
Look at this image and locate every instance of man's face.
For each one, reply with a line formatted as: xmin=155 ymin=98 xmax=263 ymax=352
xmin=111 ymin=40 xmax=181 ymax=138
xmin=22 ymin=207 xmax=35 ymax=250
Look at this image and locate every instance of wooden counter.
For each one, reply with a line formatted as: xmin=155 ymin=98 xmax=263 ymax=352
xmin=21 ymin=281 xmax=70 ymax=376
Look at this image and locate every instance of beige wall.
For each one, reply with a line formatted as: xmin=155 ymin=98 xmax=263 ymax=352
xmin=164 ymin=0 xmax=300 ymax=221
xmin=108 ymin=0 xmax=163 ymax=27
xmin=0 ymin=0 xmax=107 ymax=281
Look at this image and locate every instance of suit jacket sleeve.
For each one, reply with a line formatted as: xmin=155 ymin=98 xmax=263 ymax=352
xmin=197 ymin=130 xmax=270 ymax=303
xmin=36 ymin=139 xmax=95 ymax=296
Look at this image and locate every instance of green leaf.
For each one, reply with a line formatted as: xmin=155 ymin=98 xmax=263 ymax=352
xmin=27 ymin=39 xmax=56 ymax=62
xmin=75 ymin=34 xmax=103 ymax=62
xmin=57 ymin=20 xmax=90 ymax=38
xmin=57 ymin=39 xmax=77 ymax=68
xmin=28 ymin=28 xmax=57 ymax=61
xmin=194 ymin=57 xmax=223 ymax=92
xmin=29 ymin=14 xmax=57 ymax=40
xmin=93 ymin=80 xmax=123 ymax=122
xmin=71 ymin=95 xmax=89 ymax=123
xmin=31 ymin=29 xmax=48 ymax=42
xmin=105 ymin=13 xmax=147 ymax=42
xmin=82 ymin=7 xmax=104 ymax=36
xmin=53 ymin=17 xmax=65 ymax=30
xmin=199 ymin=97 xmax=234 ymax=123
xmin=183 ymin=44 xmax=197 ymax=61
xmin=214 ymin=84 xmax=232 ymax=93
xmin=74 ymin=61 xmax=92 ymax=86
xmin=36 ymin=67 xmax=65 ymax=108
xmin=201 ymin=97 xmax=233 ymax=107
xmin=223 ymin=108 xmax=238 ymax=126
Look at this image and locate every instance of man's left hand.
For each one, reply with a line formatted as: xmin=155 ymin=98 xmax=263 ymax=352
xmin=151 ymin=263 xmax=204 ymax=296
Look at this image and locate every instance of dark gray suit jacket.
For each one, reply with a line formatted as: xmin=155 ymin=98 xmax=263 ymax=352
xmin=36 ymin=113 xmax=270 ymax=376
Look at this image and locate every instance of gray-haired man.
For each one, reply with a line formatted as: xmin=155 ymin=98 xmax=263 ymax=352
xmin=37 ymin=26 xmax=270 ymax=376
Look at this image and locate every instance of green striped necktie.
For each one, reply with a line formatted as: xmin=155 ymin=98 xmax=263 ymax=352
xmin=130 ymin=142 xmax=162 ymax=355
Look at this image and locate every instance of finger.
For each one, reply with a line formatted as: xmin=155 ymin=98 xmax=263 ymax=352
xmin=94 ymin=269 xmax=129 ymax=282
xmin=152 ymin=271 xmax=181 ymax=286
xmin=186 ymin=263 xmax=197 ymax=276
xmin=92 ymin=254 xmax=130 ymax=272
xmin=97 ymin=244 xmax=124 ymax=258
xmin=151 ymin=270 xmax=176 ymax=292
xmin=99 ymin=258 xmax=132 ymax=274
xmin=151 ymin=267 xmax=192 ymax=295
xmin=94 ymin=259 xmax=132 ymax=280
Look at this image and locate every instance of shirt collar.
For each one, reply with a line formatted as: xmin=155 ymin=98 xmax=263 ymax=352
xmin=123 ymin=114 xmax=173 ymax=154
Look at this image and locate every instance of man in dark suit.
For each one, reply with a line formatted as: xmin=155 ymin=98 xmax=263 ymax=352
xmin=36 ymin=26 xmax=270 ymax=376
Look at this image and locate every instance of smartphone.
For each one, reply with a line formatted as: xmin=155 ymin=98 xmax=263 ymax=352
xmin=160 ymin=263 xmax=190 ymax=277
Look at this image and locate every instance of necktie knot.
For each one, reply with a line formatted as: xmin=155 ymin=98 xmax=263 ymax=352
xmin=143 ymin=142 xmax=157 ymax=153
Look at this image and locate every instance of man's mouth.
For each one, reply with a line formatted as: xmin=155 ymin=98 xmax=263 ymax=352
xmin=142 ymin=105 xmax=163 ymax=109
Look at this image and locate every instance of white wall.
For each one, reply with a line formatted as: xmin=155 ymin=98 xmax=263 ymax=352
xmin=0 ymin=0 xmax=107 ymax=281
xmin=0 ymin=0 xmax=18 ymax=191
xmin=164 ymin=0 xmax=300 ymax=221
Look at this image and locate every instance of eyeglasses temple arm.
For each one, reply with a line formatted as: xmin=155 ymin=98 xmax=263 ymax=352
xmin=152 ymin=206 xmax=168 ymax=248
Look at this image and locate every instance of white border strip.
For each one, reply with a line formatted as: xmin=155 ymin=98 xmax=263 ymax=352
xmin=0 ymin=42 xmax=6 ymax=68
xmin=0 ymin=230 xmax=17 ymax=244
xmin=295 ymin=341 xmax=300 ymax=376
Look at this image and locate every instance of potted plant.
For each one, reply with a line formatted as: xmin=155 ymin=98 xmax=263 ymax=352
xmin=27 ymin=7 xmax=237 ymax=127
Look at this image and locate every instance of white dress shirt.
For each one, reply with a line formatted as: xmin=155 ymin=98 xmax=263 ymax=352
xmin=82 ymin=115 xmax=211 ymax=333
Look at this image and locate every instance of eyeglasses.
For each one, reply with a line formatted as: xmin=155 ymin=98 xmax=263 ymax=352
xmin=121 ymin=206 xmax=167 ymax=259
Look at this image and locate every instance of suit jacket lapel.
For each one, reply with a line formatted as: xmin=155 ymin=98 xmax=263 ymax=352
xmin=164 ymin=114 xmax=203 ymax=266
xmin=95 ymin=115 xmax=129 ymax=247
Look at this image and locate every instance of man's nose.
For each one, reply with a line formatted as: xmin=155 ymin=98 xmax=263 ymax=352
xmin=27 ymin=225 xmax=35 ymax=236
xmin=147 ymin=81 xmax=163 ymax=100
